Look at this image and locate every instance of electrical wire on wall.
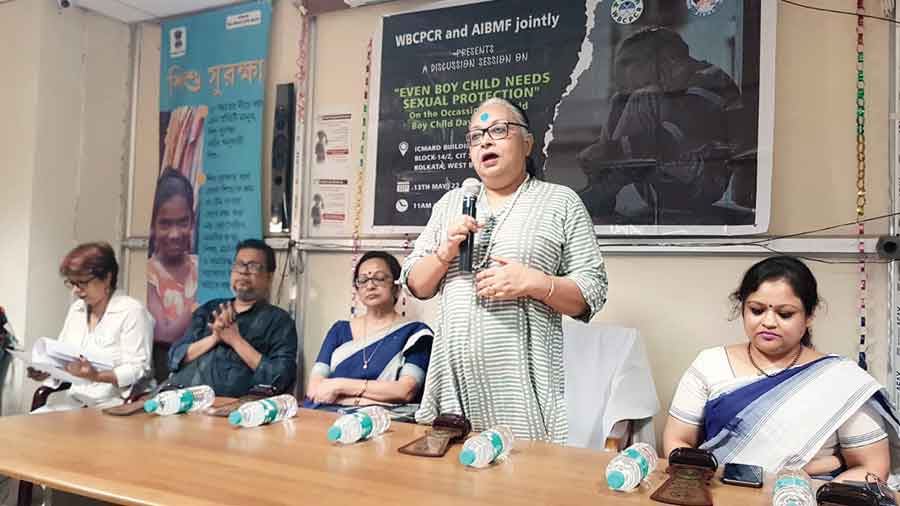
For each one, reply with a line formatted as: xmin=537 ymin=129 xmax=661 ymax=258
xmin=349 ymin=39 xmax=375 ymax=317
xmin=289 ymin=1 xmax=310 ymax=323
xmin=853 ymin=0 xmax=870 ymax=370
xmin=300 ymin=211 xmax=900 ymax=261
xmin=781 ymin=0 xmax=897 ymax=20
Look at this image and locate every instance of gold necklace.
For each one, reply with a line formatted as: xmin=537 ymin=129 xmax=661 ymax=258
xmin=746 ymin=342 xmax=802 ymax=378
xmin=361 ymin=314 xmax=396 ymax=370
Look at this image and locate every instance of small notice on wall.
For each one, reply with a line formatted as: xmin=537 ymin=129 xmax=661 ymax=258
xmin=308 ymin=111 xmax=354 ymax=237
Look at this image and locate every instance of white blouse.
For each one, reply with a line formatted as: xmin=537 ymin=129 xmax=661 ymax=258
xmin=53 ymin=293 xmax=154 ymax=405
xmin=670 ymin=346 xmax=887 ymax=458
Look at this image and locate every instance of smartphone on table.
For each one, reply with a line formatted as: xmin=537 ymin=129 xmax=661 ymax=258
xmin=720 ymin=462 xmax=764 ymax=488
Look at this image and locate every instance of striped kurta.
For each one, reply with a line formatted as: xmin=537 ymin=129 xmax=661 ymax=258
xmin=401 ymin=177 xmax=608 ymax=443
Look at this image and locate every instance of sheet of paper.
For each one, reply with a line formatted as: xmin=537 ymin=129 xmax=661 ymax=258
xmin=8 ymin=344 xmax=93 ymax=385
xmin=33 ymin=337 xmax=113 ymax=371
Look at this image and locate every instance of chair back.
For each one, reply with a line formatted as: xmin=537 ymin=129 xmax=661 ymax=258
xmin=563 ymin=318 xmax=660 ymax=449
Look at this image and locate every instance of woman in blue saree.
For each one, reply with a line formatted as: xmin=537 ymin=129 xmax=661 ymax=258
xmin=663 ymin=256 xmax=895 ymax=482
xmin=304 ymin=251 xmax=433 ymax=409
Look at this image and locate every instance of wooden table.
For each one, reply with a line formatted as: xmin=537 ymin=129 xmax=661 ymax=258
xmin=0 ymin=406 xmax=789 ymax=506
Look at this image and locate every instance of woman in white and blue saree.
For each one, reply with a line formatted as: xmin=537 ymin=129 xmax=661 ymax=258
xmin=304 ymin=251 xmax=433 ymax=416
xmin=664 ymin=256 xmax=896 ymax=483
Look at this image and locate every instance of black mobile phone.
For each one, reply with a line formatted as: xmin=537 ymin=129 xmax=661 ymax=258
xmin=720 ymin=463 xmax=764 ymax=488
xmin=248 ymin=384 xmax=278 ymax=397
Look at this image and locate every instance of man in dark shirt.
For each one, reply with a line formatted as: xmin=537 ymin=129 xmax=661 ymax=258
xmin=167 ymin=239 xmax=297 ymax=397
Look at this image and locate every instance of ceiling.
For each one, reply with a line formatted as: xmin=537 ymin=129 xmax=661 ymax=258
xmin=70 ymin=0 xmax=352 ymax=23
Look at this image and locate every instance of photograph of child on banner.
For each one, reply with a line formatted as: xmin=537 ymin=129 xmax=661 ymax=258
xmin=150 ymin=104 xmax=207 ymax=380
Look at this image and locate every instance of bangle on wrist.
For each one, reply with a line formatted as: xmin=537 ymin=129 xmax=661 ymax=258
xmin=543 ymin=276 xmax=555 ymax=303
xmin=355 ymin=379 xmax=368 ymax=406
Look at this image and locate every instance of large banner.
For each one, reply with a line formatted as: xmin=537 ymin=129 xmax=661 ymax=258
xmin=365 ymin=0 xmax=774 ymax=235
xmin=149 ymin=1 xmax=270 ymax=346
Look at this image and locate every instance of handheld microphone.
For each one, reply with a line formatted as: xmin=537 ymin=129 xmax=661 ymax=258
xmin=459 ymin=178 xmax=481 ymax=273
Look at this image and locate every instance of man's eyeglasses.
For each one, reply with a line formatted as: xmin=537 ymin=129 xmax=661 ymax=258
xmin=231 ymin=261 xmax=266 ymax=274
xmin=465 ymin=121 xmax=528 ymax=147
xmin=355 ymin=275 xmax=394 ymax=288
xmin=64 ymin=277 xmax=95 ymax=290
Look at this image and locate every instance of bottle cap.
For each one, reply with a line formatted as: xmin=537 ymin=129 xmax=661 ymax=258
xmin=143 ymin=399 xmax=158 ymax=413
xmin=327 ymin=426 xmax=342 ymax=442
xmin=607 ymin=470 xmax=626 ymax=490
xmin=459 ymin=449 xmax=476 ymax=466
xmin=228 ymin=411 xmax=243 ymax=426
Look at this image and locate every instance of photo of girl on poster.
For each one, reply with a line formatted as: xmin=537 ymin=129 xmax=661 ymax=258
xmin=149 ymin=103 xmax=207 ymax=381
xmin=147 ymin=168 xmax=198 ymax=381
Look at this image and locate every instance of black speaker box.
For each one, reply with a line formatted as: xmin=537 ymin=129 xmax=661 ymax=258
xmin=876 ymin=236 xmax=900 ymax=260
xmin=271 ymin=83 xmax=295 ymax=232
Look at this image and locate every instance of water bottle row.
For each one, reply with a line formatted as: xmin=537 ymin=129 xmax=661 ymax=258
xmin=143 ymin=385 xmax=216 ymax=415
xmin=142 ymin=387 xmax=516 ymax=468
xmin=143 ymin=386 xmax=298 ymax=428
xmin=328 ymin=408 xmax=515 ymax=470
xmin=605 ymin=443 xmax=816 ymax=506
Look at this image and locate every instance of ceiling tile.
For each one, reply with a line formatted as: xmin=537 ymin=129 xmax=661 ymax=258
xmin=72 ymin=0 xmax=253 ymax=23
xmin=73 ymin=0 xmax=156 ymax=22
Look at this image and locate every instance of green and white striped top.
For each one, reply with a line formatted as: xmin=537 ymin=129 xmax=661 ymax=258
xmin=402 ymin=177 xmax=608 ymax=443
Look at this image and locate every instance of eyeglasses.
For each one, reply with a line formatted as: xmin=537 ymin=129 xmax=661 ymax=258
xmin=354 ymin=275 xmax=394 ymax=288
xmin=231 ymin=261 xmax=266 ymax=274
xmin=465 ymin=121 xmax=528 ymax=147
xmin=64 ymin=277 xmax=95 ymax=290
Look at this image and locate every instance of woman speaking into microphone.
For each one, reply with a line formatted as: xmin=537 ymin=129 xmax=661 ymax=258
xmin=402 ymin=97 xmax=609 ymax=443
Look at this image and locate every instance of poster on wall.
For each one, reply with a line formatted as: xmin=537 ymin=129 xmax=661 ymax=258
xmin=149 ymin=1 xmax=270 ymax=347
xmin=365 ymin=0 xmax=774 ymax=235
xmin=308 ymin=111 xmax=354 ymax=237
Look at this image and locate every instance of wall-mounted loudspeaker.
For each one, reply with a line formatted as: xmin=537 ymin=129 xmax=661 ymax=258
xmin=270 ymin=83 xmax=295 ymax=233
xmin=876 ymin=236 xmax=900 ymax=260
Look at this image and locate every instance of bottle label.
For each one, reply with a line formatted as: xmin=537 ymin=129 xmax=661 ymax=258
xmin=353 ymin=413 xmax=374 ymax=439
xmin=177 ymin=390 xmax=195 ymax=413
xmin=261 ymin=398 xmax=279 ymax=424
xmin=623 ymin=448 xmax=649 ymax=477
xmin=774 ymin=477 xmax=810 ymax=491
xmin=489 ymin=432 xmax=504 ymax=458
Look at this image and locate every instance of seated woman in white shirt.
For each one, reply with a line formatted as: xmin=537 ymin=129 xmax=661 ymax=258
xmin=27 ymin=242 xmax=154 ymax=412
xmin=663 ymin=255 xmax=895 ymax=482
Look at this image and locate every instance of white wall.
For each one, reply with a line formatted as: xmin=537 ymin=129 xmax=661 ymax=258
xmin=0 ymin=0 xmax=41 ymax=417
xmin=0 ymin=0 xmax=132 ymax=415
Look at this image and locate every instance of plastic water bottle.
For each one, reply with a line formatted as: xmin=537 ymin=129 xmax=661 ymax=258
xmin=327 ymin=406 xmax=391 ymax=444
xmin=772 ymin=467 xmax=814 ymax=506
xmin=228 ymin=394 xmax=297 ymax=428
xmin=606 ymin=443 xmax=659 ymax=491
xmin=459 ymin=426 xmax=515 ymax=468
xmin=144 ymin=385 xmax=215 ymax=415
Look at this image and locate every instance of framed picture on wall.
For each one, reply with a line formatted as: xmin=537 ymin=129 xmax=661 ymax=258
xmin=364 ymin=0 xmax=775 ymax=235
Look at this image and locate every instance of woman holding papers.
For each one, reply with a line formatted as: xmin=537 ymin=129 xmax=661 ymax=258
xmin=27 ymin=242 xmax=153 ymax=412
